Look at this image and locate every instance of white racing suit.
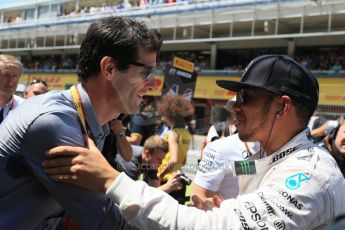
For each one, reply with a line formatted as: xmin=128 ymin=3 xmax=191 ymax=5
xmin=106 ymin=129 xmax=345 ymax=229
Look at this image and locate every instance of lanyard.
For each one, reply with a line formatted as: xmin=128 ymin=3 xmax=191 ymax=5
xmin=70 ymin=85 xmax=88 ymax=135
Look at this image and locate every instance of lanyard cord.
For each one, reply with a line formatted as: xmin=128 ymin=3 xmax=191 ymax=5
xmin=70 ymin=85 xmax=88 ymax=136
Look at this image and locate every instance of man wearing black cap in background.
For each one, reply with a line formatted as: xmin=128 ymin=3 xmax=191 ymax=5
xmin=43 ymin=55 xmax=345 ymax=229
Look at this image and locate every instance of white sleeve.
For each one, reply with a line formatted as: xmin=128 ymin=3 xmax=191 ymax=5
xmin=206 ymin=125 xmax=218 ymax=142
xmin=193 ymin=144 xmax=227 ymax=192
xmin=106 ymin=156 xmax=339 ymax=229
xmin=106 ymin=172 xmax=241 ymax=230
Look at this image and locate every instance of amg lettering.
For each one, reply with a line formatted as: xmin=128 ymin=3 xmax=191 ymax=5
xmin=276 ymin=203 xmax=293 ymax=219
xmin=263 ymin=192 xmax=293 ymax=220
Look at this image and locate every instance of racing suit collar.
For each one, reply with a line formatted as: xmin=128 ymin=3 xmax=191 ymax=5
xmin=253 ymin=128 xmax=313 ymax=165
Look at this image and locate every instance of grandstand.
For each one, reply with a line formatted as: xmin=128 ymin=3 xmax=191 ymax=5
xmin=0 ymin=0 xmax=344 ymax=131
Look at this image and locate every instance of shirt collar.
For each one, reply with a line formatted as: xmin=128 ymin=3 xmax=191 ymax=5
xmin=76 ymin=83 xmax=109 ymax=149
xmin=1 ymin=96 xmax=15 ymax=118
xmin=253 ymin=128 xmax=314 ymax=164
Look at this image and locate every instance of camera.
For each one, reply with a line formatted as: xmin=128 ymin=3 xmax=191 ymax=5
xmin=179 ymin=173 xmax=192 ymax=186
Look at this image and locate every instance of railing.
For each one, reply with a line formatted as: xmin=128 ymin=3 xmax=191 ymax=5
xmin=0 ymin=0 xmax=300 ymax=31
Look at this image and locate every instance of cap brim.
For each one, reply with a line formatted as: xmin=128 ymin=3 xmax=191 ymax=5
xmin=216 ymin=80 xmax=258 ymax=92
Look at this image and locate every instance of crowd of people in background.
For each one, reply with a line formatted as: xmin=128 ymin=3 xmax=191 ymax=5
xmin=17 ymin=48 xmax=345 ymax=73
xmin=21 ymin=55 xmax=76 ymax=71
xmin=224 ymin=49 xmax=345 ymax=72
xmin=4 ymin=0 xmax=197 ymax=24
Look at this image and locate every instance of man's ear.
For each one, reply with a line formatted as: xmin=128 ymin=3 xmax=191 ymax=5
xmin=100 ymin=56 xmax=116 ymax=80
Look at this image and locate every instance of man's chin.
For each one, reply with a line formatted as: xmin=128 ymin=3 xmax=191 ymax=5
xmin=127 ymin=106 xmax=140 ymax=115
xmin=238 ymin=133 xmax=252 ymax=142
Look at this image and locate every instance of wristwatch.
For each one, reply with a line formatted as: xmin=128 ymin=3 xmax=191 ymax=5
xmin=115 ymin=129 xmax=126 ymax=138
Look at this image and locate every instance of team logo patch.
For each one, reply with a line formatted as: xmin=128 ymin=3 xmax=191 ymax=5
xmin=233 ymin=160 xmax=256 ymax=176
xmin=285 ymin=173 xmax=310 ymax=190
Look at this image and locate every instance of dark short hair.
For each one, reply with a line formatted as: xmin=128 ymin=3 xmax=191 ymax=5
xmin=77 ymin=17 xmax=162 ymax=81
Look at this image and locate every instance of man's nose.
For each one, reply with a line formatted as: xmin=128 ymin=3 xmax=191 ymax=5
xmin=231 ymin=101 xmax=241 ymax=113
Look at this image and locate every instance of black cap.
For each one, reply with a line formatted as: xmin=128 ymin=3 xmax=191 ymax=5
xmin=216 ymin=55 xmax=319 ymax=112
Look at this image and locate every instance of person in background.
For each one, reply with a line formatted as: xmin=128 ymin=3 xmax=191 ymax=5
xmin=199 ymin=97 xmax=237 ymax=162
xmin=311 ymin=117 xmax=339 ymax=142
xmin=23 ymin=79 xmax=48 ymax=99
xmin=206 ymin=103 xmax=236 ymax=143
xmin=126 ymin=98 xmax=157 ymax=146
xmin=102 ymin=118 xmax=133 ymax=166
xmin=191 ymin=134 xmax=258 ymax=206
xmin=43 ymin=55 xmax=345 ymax=229
xmin=0 ymin=54 xmax=24 ymax=124
xmin=156 ymin=119 xmax=170 ymax=137
xmin=116 ymin=135 xmax=183 ymax=193
xmin=156 ymin=94 xmax=194 ymax=204
xmin=321 ymin=115 xmax=345 ymax=177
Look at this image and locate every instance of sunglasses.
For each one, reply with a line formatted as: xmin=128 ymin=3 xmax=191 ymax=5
xmin=236 ymin=89 xmax=278 ymax=105
xmin=30 ymin=79 xmax=48 ymax=88
xmin=130 ymin=61 xmax=155 ymax=81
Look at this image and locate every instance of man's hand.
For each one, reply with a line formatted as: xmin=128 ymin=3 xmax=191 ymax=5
xmin=190 ymin=195 xmax=223 ymax=211
xmin=43 ymin=137 xmax=119 ymax=192
xmin=109 ymin=119 xmax=124 ymax=134
xmin=159 ymin=171 xmax=183 ymax=193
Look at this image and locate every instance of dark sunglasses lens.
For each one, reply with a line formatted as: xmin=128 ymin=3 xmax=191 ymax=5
xmin=146 ymin=71 xmax=153 ymax=80
xmin=236 ymin=91 xmax=243 ymax=104
xmin=236 ymin=90 xmax=247 ymax=105
xmin=142 ymin=68 xmax=154 ymax=80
